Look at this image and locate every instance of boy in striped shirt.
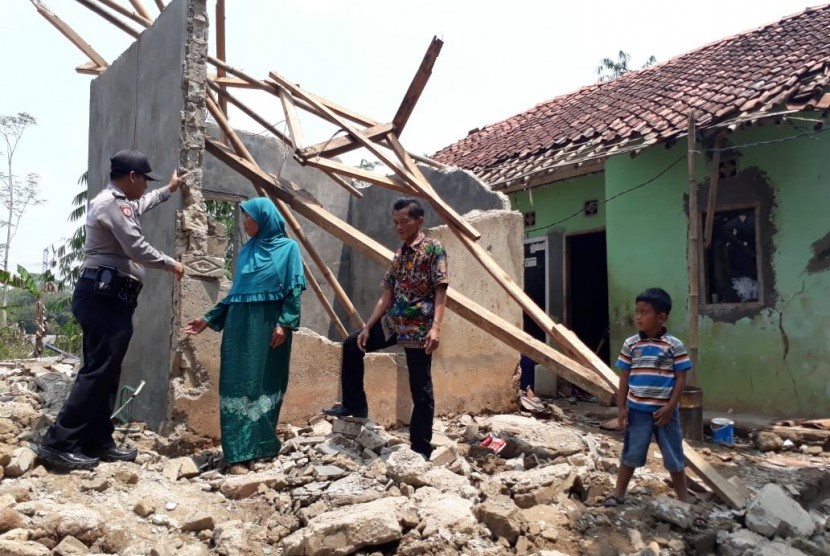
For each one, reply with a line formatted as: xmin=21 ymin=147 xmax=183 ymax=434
xmin=605 ymin=288 xmax=691 ymax=507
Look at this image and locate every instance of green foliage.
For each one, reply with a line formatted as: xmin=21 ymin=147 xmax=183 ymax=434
xmin=205 ymin=199 xmax=236 ymax=278
xmin=53 ymin=317 xmax=82 ymax=355
xmin=50 ymin=171 xmax=88 ymax=288
xmin=596 ymin=51 xmax=657 ymax=82
xmin=0 ymin=325 xmax=31 ymax=360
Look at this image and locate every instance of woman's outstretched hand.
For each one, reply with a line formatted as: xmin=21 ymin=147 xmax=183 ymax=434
xmin=184 ymin=318 xmax=208 ymax=335
xmin=271 ymin=325 xmax=287 ymax=348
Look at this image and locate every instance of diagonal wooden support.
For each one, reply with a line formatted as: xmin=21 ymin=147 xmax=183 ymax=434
xmin=298 ymin=122 xmax=395 ymax=160
xmin=127 ymin=0 xmax=152 ymax=20
xmin=393 ymin=36 xmax=443 ymax=135
xmin=268 ymin=70 xmax=481 ymax=241
xmin=303 ymin=261 xmax=349 ymax=339
xmin=303 ymin=157 xmax=418 ymax=196
xmin=279 ymin=89 xmax=305 ymax=150
xmin=31 ymin=0 xmax=109 ymax=68
xmin=153 ymin=0 xmax=165 ymax=12
xmin=205 ymin=93 xmax=365 ymax=331
xmin=207 ymin=80 xmax=291 ymax=145
xmin=205 ymin=137 xmax=615 ymax=404
xmin=91 ymin=0 xmax=152 ymax=27
xmin=75 ymin=0 xmax=140 ymax=38
xmin=318 ymin=170 xmax=364 ymax=199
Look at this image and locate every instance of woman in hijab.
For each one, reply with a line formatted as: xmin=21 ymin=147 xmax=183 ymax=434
xmin=185 ymin=197 xmax=305 ymax=469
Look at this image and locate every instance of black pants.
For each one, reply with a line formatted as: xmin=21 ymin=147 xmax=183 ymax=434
xmin=41 ymin=279 xmax=136 ymax=454
xmin=342 ymin=322 xmax=434 ymax=457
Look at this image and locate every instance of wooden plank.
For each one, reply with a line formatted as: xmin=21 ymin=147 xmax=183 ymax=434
xmin=127 ymin=0 xmax=152 ymax=20
xmin=279 ymin=90 xmax=305 ymax=150
xmin=76 ymin=62 xmax=107 ymax=75
xmin=269 ymin=70 xmax=481 ymax=241
xmin=303 ymin=157 xmax=417 ymax=195
xmin=210 ymin=76 xmax=265 ymax=90
xmin=215 ymin=0 xmax=227 ymax=120
xmin=303 ymin=261 xmax=349 ymax=339
xmin=91 ymin=0 xmax=152 ymax=27
xmin=153 ymin=0 xmax=165 ymax=11
xmin=205 ymin=99 xmax=365 ymax=331
xmin=703 ymin=134 xmax=724 ymax=249
xmin=682 ymin=440 xmax=747 ymax=509
xmin=33 ymin=1 xmax=109 ymax=68
xmin=208 ymin=80 xmax=292 ymax=145
xmin=75 ymin=0 xmax=141 ymax=38
xmin=205 ymin=137 xmax=615 ymax=405
xmin=393 ymin=36 xmax=443 ymax=135
xmin=299 ymin=122 xmax=395 ymax=160
xmin=320 ymin=170 xmax=364 ymax=199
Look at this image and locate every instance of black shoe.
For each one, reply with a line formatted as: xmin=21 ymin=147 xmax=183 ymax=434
xmin=37 ymin=445 xmax=100 ymax=470
xmin=322 ymin=404 xmax=368 ymax=419
xmin=85 ymin=445 xmax=138 ymax=462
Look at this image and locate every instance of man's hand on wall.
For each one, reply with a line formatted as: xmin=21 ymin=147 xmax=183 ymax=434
xmin=167 ymin=169 xmax=189 ymax=193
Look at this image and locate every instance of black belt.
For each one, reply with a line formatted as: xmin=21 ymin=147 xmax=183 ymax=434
xmin=80 ymin=267 xmax=143 ymax=295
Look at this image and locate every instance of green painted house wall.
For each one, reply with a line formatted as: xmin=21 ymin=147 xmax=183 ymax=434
xmin=510 ymin=121 xmax=830 ymax=416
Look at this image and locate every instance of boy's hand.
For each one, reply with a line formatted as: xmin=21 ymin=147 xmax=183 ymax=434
xmin=617 ymin=408 xmax=628 ymax=430
xmin=653 ymin=405 xmax=674 ymax=427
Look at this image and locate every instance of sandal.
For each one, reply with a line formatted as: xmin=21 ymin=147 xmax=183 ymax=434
xmin=602 ymin=495 xmax=626 ymax=507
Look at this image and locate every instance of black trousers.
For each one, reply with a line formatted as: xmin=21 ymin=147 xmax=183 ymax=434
xmin=342 ymin=322 xmax=435 ymax=457
xmin=41 ymin=279 xmax=136 ymax=454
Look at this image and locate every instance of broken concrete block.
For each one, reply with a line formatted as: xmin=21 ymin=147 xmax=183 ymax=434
xmin=4 ymin=447 xmax=36 ymax=478
xmin=384 ymin=449 xmax=430 ymax=487
xmin=355 ymin=428 xmax=386 ymax=452
xmin=746 ymin=483 xmax=815 ymax=538
xmin=650 ymin=495 xmax=693 ymax=529
xmin=180 ymin=511 xmax=215 ymax=532
xmin=52 ymin=535 xmax=89 ymax=555
xmin=0 ymin=540 xmax=49 ymax=555
xmin=220 ymin=472 xmax=288 ymax=500
xmin=332 ymin=418 xmax=364 ymax=438
xmin=429 ymin=446 xmax=456 ymax=467
xmin=474 ymin=495 xmax=526 ymax=545
xmin=755 ymin=431 xmax=784 ymax=452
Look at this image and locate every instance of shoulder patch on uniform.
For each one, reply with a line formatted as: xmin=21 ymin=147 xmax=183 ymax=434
xmin=119 ymin=204 xmax=133 ymax=217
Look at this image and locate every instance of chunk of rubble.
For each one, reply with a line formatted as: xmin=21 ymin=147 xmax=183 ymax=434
xmin=383 ymin=448 xmax=431 ymax=487
xmin=746 ymin=483 xmax=815 ymax=538
xmin=487 ymin=415 xmax=585 ymax=459
xmin=411 ymin=487 xmax=476 ymax=538
xmin=650 ymin=495 xmax=694 ymax=529
xmin=474 ymin=494 xmax=527 ymax=545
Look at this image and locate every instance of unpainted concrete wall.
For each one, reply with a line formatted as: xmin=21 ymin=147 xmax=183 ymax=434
xmin=87 ymin=0 xmax=206 ymax=427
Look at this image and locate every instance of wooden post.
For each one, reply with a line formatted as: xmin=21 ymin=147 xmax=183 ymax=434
xmin=703 ymin=134 xmax=724 ymax=249
xmin=215 ymin=0 xmax=228 ymax=143
xmin=205 ymin=93 xmax=365 ymax=331
xmin=687 ymin=114 xmax=700 ymax=382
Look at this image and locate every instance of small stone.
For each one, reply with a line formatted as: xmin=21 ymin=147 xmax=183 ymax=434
xmin=52 ymin=535 xmax=89 ymax=555
xmin=429 ymin=446 xmax=456 ymax=467
xmin=4 ymin=447 xmax=36 ymax=477
xmin=165 ymin=502 xmax=178 ymax=511
xmin=0 ymin=540 xmax=49 ymax=555
xmin=755 ymin=431 xmax=784 ymax=452
xmin=134 ymin=497 xmax=157 ymax=518
xmin=181 ymin=512 xmax=215 ymax=532
xmin=0 ymin=508 xmax=27 ymax=533
xmin=80 ymin=478 xmax=110 ymax=492
xmin=150 ymin=514 xmax=170 ymax=526
xmin=113 ymin=468 xmax=139 ymax=484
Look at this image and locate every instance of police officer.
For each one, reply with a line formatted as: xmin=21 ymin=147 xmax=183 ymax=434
xmin=37 ymin=149 xmax=187 ymax=469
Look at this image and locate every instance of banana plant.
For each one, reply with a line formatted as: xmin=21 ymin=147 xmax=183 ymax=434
xmin=0 ymin=265 xmax=57 ymax=356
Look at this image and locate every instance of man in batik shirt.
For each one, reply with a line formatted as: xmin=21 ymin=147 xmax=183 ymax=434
xmin=323 ymin=197 xmax=448 ymax=458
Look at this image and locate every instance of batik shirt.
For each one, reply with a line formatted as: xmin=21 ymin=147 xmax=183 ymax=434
xmin=381 ymin=235 xmax=449 ymax=348
xmin=616 ymin=328 xmax=692 ymax=412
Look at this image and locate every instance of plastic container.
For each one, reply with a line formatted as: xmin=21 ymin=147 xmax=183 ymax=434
xmin=710 ymin=417 xmax=735 ymax=446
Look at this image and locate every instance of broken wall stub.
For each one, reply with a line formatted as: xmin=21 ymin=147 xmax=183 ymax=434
xmin=87 ymin=0 xmax=207 ymax=428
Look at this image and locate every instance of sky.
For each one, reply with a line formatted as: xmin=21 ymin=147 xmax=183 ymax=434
xmin=0 ymin=0 xmax=821 ymax=274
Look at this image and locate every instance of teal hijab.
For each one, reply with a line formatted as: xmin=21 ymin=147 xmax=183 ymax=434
xmin=225 ymin=197 xmax=306 ymax=304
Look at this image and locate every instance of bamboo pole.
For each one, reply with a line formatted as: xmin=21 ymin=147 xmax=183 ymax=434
xmin=153 ymin=0 xmax=164 ymax=11
xmin=91 ymin=0 xmax=152 ymax=27
xmin=703 ymin=134 xmax=724 ymax=249
xmin=303 ymin=262 xmax=349 ymax=339
xmin=127 ymin=0 xmax=152 ymax=20
xmin=30 ymin=0 xmax=109 ymax=68
xmin=75 ymin=0 xmax=140 ymax=38
xmin=687 ymin=114 xmax=700 ymax=380
xmin=205 ymin=92 xmax=365 ymax=331
xmin=303 ymin=156 xmax=418 ymax=195
xmin=215 ymin=0 xmax=228 ymax=143
xmin=207 ymin=81 xmax=292 ymax=145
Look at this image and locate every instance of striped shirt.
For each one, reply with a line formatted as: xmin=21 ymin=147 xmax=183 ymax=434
xmin=616 ymin=329 xmax=691 ymax=412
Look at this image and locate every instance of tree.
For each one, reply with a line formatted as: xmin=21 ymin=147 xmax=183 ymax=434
xmin=0 ymin=112 xmax=44 ymax=325
xmin=0 ymin=265 xmax=57 ymax=356
xmin=50 ymin=171 xmax=88 ymax=288
xmin=596 ymin=51 xmax=657 ymax=82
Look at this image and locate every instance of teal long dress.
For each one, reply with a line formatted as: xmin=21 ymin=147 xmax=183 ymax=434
xmin=203 ymin=287 xmax=302 ymax=463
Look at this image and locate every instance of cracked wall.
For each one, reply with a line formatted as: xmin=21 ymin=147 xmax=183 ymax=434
xmin=605 ymin=120 xmax=830 ymax=417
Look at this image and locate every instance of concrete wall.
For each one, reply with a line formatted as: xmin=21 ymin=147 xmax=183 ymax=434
xmin=87 ymin=0 xmax=202 ymax=427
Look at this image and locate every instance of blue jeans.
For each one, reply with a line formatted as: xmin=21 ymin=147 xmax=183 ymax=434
xmin=621 ymin=407 xmax=685 ymax=472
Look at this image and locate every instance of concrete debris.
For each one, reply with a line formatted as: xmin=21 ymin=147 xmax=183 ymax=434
xmin=2 ymin=359 xmax=830 ymax=554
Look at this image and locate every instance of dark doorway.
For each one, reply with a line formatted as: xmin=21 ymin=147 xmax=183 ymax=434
xmin=566 ymin=231 xmax=610 ymax=364
xmin=523 ymin=239 xmax=547 ymax=343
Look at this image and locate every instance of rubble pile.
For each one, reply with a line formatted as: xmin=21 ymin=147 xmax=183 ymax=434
xmin=1 ymin=361 xmax=830 ymax=555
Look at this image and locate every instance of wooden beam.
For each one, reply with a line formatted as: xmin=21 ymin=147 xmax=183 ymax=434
xmin=205 ymin=137 xmax=615 ymax=405
xmin=153 ymin=0 xmax=165 ymax=11
xmin=210 ymin=76 xmax=265 ymax=90
xmin=76 ymin=61 xmax=107 ymax=75
xmin=303 ymin=261 xmax=349 ymax=339
xmin=302 ymin=156 xmax=417 ymax=195
xmin=687 ymin=115 xmax=700 ymax=379
xmin=127 ymin=0 xmax=152 ymax=20
xmin=75 ymin=0 xmax=141 ymax=38
xmin=215 ymin=0 xmax=228 ymax=126
xmin=207 ymin=80 xmax=292 ymax=146
xmin=393 ymin=36 xmax=443 ymax=135
xmin=31 ymin=0 xmax=109 ymax=68
xmin=298 ymin=122 xmax=395 ymax=160
xmin=279 ymin=90 xmax=305 ymax=149
xmin=269 ymin=70 xmax=481 ymax=241
xmin=703 ymin=134 xmax=724 ymax=249
xmin=682 ymin=440 xmax=747 ymax=508
xmin=91 ymin=0 xmax=152 ymax=27
xmin=320 ymin=170 xmax=364 ymax=199
xmin=385 ymin=132 xmax=620 ymax=390
xmin=205 ymin=95 xmax=365 ymax=330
